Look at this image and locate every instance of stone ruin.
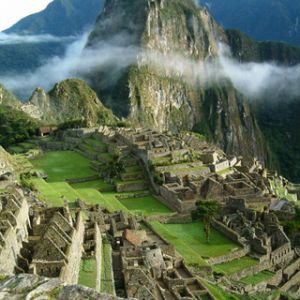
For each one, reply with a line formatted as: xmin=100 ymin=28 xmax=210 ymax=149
xmin=212 ymin=203 xmax=300 ymax=297
xmin=121 ymin=244 xmax=214 ymax=300
xmin=0 ymin=188 xmax=29 ymax=275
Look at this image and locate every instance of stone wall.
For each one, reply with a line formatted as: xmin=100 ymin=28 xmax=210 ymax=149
xmin=211 ymin=220 xmax=244 ymax=247
xmin=60 ymin=213 xmax=85 ymax=284
xmin=116 ymin=181 xmax=148 ymax=193
xmin=66 ymin=176 xmax=99 ymax=184
xmin=207 ymin=247 xmax=250 ymax=266
xmin=283 ymin=257 xmax=300 ymax=280
xmin=270 ymin=243 xmax=294 ymax=266
xmin=0 ymin=195 xmax=29 ymax=274
xmin=95 ymin=223 xmax=102 ymax=292
xmin=229 ymin=260 xmax=271 ymax=281
xmin=159 ymin=186 xmax=196 ymax=213
xmin=281 ymin=270 xmax=300 ymax=293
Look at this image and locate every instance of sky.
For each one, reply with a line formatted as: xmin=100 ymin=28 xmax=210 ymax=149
xmin=0 ymin=0 xmax=53 ymax=31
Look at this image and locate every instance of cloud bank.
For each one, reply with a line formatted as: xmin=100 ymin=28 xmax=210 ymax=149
xmin=1 ymin=32 xmax=300 ymax=102
xmin=0 ymin=32 xmax=73 ymax=45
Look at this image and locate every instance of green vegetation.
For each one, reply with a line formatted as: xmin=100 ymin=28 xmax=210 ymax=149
xmin=269 ymin=179 xmax=296 ymax=202
xmin=149 ymin=221 xmax=208 ymax=267
xmin=200 ymin=279 xmax=240 ymax=300
xmin=150 ymin=221 xmax=240 ymax=267
xmin=213 ymin=256 xmax=258 ymax=275
xmin=192 ymin=200 xmax=221 ymax=243
xmin=0 ymin=105 xmax=39 ymax=148
xmin=241 ymin=270 xmax=274 ymax=285
xmin=31 ymin=151 xmax=97 ymax=182
xmin=119 ymin=195 xmax=172 ymax=216
xmin=49 ymin=182 xmax=82 ymax=204
xmin=76 ymin=189 xmax=128 ymax=212
xmin=101 ymin=240 xmax=114 ymax=294
xmin=31 ymin=178 xmax=64 ymax=206
xmin=156 ymin=222 xmax=240 ymax=258
xmin=78 ymin=259 xmax=97 ymax=289
xmin=71 ymin=180 xmax=114 ymax=191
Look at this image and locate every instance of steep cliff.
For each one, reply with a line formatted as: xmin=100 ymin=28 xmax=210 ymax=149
xmin=0 ymin=83 xmax=21 ymax=108
xmin=26 ymin=78 xmax=118 ymax=126
xmin=226 ymin=29 xmax=300 ymax=181
xmin=84 ymin=0 xmax=266 ymax=162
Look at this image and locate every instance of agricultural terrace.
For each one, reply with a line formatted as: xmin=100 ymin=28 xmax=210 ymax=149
xmin=78 ymin=259 xmax=97 ymax=289
xmin=149 ymin=221 xmax=241 ymax=266
xmin=30 ymin=150 xmax=172 ymax=216
xmin=212 ymin=256 xmax=259 ymax=275
xmin=31 ymin=151 xmax=97 ymax=182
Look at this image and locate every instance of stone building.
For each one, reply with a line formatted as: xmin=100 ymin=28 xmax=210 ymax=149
xmin=25 ymin=207 xmax=85 ymax=284
xmin=121 ymin=244 xmax=215 ymax=299
xmin=0 ymin=188 xmax=30 ymax=274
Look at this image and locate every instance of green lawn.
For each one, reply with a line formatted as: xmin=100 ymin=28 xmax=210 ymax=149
xmin=74 ymin=189 xmax=129 ymax=212
xmin=241 ymin=270 xmax=274 ymax=285
xmin=120 ymin=196 xmax=172 ymax=216
xmin=78 ymin=259 xmax=97 ymax=289
xmin=86 ymin=138 xmax=107 ymax=146
xmin=101 ymin=241 xmax=114 ymax=294
xmin=153 ymin=222 xmax=241 ymax=258
xmin=49 ymin=182 xmax=83 ymax=204
xmin=123 ymin=165 xmax=142 ymax=173
xmin=149 ymin=221 xmax=209 ymax=267
xmin=98 ymin=152 xmax=114 ymax=161
xmin=31 ymin=151 xmax=97 ymax=182
xmin=31 ymin=178 xmax=64 ymax=206
xmin=71 ymin=180 xmax=114 ymax=191
xmin=213 ymin=256 xmax=259 ymax=275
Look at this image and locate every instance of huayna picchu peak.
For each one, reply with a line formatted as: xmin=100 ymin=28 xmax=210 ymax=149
xmin=1 ymin=0 xmax=300 ymax=299
xmin=84 ymin=0 xmax=266 ymax=164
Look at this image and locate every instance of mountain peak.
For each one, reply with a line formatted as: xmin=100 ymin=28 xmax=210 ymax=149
xmin=5 ymin=0 xmax=105 ymax=36
xmin=84 ymin=0 xmax=266 ymax=162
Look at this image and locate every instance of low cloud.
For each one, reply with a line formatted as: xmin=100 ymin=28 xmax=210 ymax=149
xmin=0 ymin=32 xmax=139 ymax=99
xmin=0 ymin=32 xmax=73 ymax=45
xmin=219 ymin=44 xmax=300 ymax=100
xmin=1 ymin=31 xmax=300 ymax=103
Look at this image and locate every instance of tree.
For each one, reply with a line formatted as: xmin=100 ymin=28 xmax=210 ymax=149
xmin=100 ymin=155 xmax=124 ymax=180
xmin=192 ymin=200 xmax=221 ymax=243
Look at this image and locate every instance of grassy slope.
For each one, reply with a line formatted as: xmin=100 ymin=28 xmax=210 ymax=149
xmin=31 ymin=151 xmax=97 ymax=181
xmin=120 ymin=195 xmax=172 ymax=216
xmin=78 ymin=259 xmax=97 ymax=289
xmin=213 ymin=256 xmax=259 ymax=275
xmin=155 ymin=222 xmax=241 ymax=258
xmin=101 ymin=241 xmax=114 ymax=294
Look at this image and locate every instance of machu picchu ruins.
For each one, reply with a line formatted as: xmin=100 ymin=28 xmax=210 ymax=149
xmin=1 ymin=1 xmax=300 ymax=299
xmin=0 ymin=124 xmax=300 ymax=300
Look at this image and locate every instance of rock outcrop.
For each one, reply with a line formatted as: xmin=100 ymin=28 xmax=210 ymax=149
xmin=0 ymin=274 xmax=126 ymax=300
xmin=0 ymin=84 xmax=20 ymax=108
xmin=25 ymin=78 xmax=118 ymax=127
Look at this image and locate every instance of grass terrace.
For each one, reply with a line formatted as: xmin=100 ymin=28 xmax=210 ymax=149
xmin=71 ymin=180 xmax=114 ymax=192
xmin=241 ymin=270 xmax=275 ymax=285
xmin=31 ymin=178 xmax=64 ymax=207
xmin=149 ymin=221 xmax=209 ymax=267
xmin=150 ymin=222 xmax=241 ymax=260
xmin=101 ymin=241 xmax=114 ymax=294
xmin=31 ymin=151 xmax=97 ymax=182
xmin=119 ymin=195 xmax=173 ymax=216
xmin=212 ymin=256 xmax=259 ymax=275
xmin=76 ymin=189 xmax=129 ymax=212
xmin=78 ymin=259 xmax=97 ymax=289
xmin=30 ymin=149 xmax=175 ymax=216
